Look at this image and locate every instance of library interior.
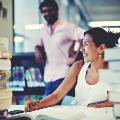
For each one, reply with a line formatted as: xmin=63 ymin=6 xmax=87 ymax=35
xmin=0 ymin=0 xmax=120 ymax=119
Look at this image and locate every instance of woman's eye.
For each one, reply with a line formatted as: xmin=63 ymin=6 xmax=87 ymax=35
xmin=83 ymin=43 xmax=88 ymax=47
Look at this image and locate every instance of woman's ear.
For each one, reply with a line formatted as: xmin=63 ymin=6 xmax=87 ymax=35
xmin=98 ymin=44 xmax=106 ymax=55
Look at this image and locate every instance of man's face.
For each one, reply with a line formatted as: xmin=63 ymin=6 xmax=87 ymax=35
xmin=41 ymin=6 xmax=58 ymax=25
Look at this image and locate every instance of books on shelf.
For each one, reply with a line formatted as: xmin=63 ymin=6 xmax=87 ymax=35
xmin=0 ymin=51 xmax=12 ymax=59
xmin=25 ymin=68 xmax=44 ymax=87
xmin=0 ymin=70 xmax=11 ymax=88
xmin=109 ymin=84 xmax=120 ymax=92
xmin=10 ymin=66 xmax=25 ymax=87
xmin=0 ymin=38 xmax=12 ymax=59
xmin=108 ymin=61 xmax=120 ymax=71
xmin=108 ymin=91 xmax=120 ymax=102
xmin=0 ymin=88 xmax=12 ymax=111
xmin=113 ymin=103 xmax=120 ymax=118
xmin=104 ymin=48 xmax=120 ymax=61
xmin=0 ymin=12 xmax=12 ymax=113
xmin=0 ymin=59 xmax=11 ymax=70
xmin=99 ymin=69 xmax=120 ymax=84
xmin=8 ymin=66 xmax=45 ymax=88
xmin=0 ymin=41 xmax=12 ymax=87
xmin=0 ymin=38 xmax=9 ymax=52
xmin=101 ymin=47 xmax=120 ymax=119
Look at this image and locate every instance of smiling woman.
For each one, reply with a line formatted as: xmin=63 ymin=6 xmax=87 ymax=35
xmin=25 ymin=27 xmax=120 ymax=112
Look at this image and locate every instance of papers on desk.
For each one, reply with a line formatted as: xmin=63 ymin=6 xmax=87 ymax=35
xmin=8 ymin=105 xmax=115 ymax=120
xmin=8 ymin=105 xmax=25 ymax=112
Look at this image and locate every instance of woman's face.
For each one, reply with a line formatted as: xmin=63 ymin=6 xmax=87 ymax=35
xmin=80 ymin=34 xmax=100 ymax=63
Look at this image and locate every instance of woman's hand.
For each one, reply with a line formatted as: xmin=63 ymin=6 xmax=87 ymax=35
xmin=87 ymin=101 xmax=113 ymax=108
xmin=25 ymin=101 xmax=40 ymax=112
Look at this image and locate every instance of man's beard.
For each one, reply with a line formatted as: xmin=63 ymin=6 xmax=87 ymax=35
xmin=45 ymin=16 xmax=58 ymax=25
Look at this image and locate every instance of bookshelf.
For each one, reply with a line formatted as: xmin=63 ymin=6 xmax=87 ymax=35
xmin=9 ymin=52 xmax=45 ymax=105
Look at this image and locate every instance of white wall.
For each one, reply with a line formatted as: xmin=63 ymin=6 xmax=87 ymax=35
xmin=14 ymin=0 xmax=40 ymax=52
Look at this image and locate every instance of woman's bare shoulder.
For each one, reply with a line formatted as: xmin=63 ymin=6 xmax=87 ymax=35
xmin=72 ymin=60 xmax=84 ymax=68
xmin=70 ymin=60 xmax=84 ymax=73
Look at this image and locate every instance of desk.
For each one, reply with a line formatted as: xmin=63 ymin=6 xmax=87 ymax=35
xmin=8 ymin=105 xmax=115 ymax=120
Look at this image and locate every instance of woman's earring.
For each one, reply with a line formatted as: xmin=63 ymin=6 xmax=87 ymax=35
xmin=99 ymin=54 xmax=102 ymax=58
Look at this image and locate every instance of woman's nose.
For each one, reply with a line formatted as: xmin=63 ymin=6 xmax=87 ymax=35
xmin=80 ymin=45 xmax=84 ymax=52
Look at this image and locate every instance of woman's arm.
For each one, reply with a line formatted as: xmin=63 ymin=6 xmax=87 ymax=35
xmin=25 ymin=60 xmax=84 ymax=112
xmin=87 ymin=100 xmax=113 ymax=108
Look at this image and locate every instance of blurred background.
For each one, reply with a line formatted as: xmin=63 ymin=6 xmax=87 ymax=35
xmin=12 ymin=0 xmax=120 ymax=53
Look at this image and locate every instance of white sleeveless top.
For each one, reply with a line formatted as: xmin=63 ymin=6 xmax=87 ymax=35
xmin=75 ymin=62 xmax=111 ymax=106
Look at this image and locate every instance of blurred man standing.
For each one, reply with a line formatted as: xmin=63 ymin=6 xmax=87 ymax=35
xmin=35 ymin=0 xmax=84 ymax=104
